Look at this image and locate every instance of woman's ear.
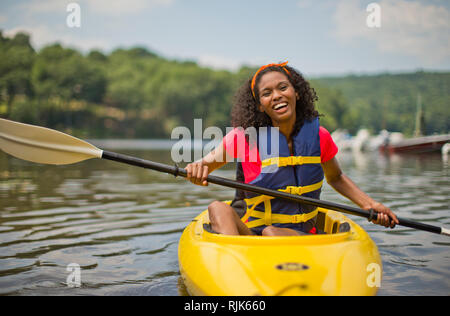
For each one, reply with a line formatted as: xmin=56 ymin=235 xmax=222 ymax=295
xmin=296 ymin=92 xmax=300 ymax=100
xmin=258 ymin=104 xmax=265 ymax=113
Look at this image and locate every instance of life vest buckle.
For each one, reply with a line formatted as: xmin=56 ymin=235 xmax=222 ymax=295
xmin=286 ymin=156 xmax=299 ymax=167
xmin=285 ymin=186 xmax=302 ymax=195
xmin=294 ymin=156 xmax=303 ymax=165
xmin=291 ymin=214 xmax=304 ymax=223
xmin=287 ymin=156 xmax=306 ymax=167
xmin=288 ymin=156 xmax=296 ymax=166
xmin=278 ymin=157 xmax=288 ymax=167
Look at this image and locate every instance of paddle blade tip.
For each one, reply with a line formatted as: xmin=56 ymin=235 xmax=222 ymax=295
xmin=0 ymin=140 xmax=99 ymax=165
xmin=0 ymin=118 xmax=103 ymax=165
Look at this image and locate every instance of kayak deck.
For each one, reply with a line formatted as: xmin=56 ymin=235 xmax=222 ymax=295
xmin=178 ymin=207 xmax=381 ymax=296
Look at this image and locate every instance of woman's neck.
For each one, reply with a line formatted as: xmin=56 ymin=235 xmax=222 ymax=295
xmin=272 ymin=114 xmax=296 ymax=141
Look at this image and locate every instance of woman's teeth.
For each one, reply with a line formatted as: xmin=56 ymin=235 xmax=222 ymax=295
xmin=273 ymin=102 xmax=287 ymax=110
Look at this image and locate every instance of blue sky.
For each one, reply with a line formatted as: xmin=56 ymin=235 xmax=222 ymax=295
xmin=1 ymin=0 xmax=449 ymax=76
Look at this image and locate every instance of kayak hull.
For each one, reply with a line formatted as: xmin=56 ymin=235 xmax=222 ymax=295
xmin=178 ymin=207 xmax=381 ymax=296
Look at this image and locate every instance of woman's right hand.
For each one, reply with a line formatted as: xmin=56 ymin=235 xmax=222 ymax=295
xmin=185 ymin=161 xmax=209 ymax=186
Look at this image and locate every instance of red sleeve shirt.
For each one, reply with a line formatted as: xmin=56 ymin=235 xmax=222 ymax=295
xmin=223 ymin=126 xmax=338 ymax=183
xmin=319 ymin=126 xmax=338 ymax=163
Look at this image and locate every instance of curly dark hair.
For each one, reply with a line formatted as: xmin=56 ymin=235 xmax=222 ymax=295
xmin=231 ymin=65 xmax=319 ymax=137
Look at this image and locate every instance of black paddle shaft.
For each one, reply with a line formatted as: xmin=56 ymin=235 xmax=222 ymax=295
xmin=101 ymin=150 xmax=444 ymax=235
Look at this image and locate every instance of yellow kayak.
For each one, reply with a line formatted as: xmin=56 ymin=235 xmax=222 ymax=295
xmin=178 ymin=206 xmax=382 ymax=296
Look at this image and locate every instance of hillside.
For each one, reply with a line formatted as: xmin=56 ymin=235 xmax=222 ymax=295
xmin=1 ymin=31 xmax=448 ymax=138
xmin=316 ymin=72 xmax=449 ymax=135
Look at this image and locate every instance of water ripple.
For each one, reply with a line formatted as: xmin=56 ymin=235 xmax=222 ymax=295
xmin=0 ymin=149 xmax=449 ymax=295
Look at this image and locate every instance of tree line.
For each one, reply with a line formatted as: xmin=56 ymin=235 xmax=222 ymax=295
xmin=0 ymin=31 xmax=448 ymax=139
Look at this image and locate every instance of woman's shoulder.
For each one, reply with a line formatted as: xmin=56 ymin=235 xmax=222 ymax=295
xmin=319 ymin=126 xmax=331 ymax=137
xmin=319 ymin=126 xmax=338 ymax=163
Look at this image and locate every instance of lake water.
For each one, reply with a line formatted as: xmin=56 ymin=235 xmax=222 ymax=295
xmin=0 ymin=141 xmax=449 ymax=296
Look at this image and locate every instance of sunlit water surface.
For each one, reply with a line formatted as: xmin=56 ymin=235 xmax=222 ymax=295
xmin=0 ymin=142 xmax=449 ymax=296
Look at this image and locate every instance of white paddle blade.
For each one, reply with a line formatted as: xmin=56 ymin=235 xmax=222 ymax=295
xmin=0 ymin=118 xmax=103 ymax=165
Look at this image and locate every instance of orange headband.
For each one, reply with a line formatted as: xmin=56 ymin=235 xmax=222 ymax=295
xmin=251 ymin=61 xmax=291 ymax=98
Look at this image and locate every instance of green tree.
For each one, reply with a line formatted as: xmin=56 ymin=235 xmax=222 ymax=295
xmin=31 ymin=44 xmax=106 ymax=103
xmin=318 ymin=72 xmax=450 ymax=135
xmin=311 ymin=80 xmax=348 ymax=132
xmin=0 ymin=31 xmax=35 ymax=117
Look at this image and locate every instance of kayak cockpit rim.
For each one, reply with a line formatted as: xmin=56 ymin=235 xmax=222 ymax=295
xmin=194 ymin=207 xmax=358 ymax=246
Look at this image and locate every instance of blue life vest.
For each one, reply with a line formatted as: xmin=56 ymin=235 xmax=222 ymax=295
xmin=241 ymin=118 xmax=324 ymax=234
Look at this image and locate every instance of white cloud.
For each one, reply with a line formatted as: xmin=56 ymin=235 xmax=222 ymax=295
xmin=17 ymin=0 xmax=174 ymax=16
xmin=86 ymin=0 xmax=173 ymax=15
xmin=197 ymin=54 xmax=243 ymax=71
xmin=16 ymin=0 xmax=65 ymax=14
xmin=4 ymin=25 xmax=109 ymax=52
xmin=3 ymin=0 xmax=175 ymax=51
xmin=196 ymin=54 xmax=273 ymax=72
xmin=333 ymin=0 xmax=450 ymax=65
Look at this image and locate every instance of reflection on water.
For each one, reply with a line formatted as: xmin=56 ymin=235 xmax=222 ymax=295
xmin=329 ymin=151 xmax=450 ymax=295
xmin=0 ymin=144 xmax=449 ymax=296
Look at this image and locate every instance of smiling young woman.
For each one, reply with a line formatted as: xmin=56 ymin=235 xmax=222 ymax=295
xmin=257 ymin=71 xmax=298 ymax=135
xmin=185 ymin=62 xmax=398 ymax=236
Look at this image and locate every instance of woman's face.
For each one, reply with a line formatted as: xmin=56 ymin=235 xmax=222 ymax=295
xmin=256 ymin=71 xmax=298 ymax=126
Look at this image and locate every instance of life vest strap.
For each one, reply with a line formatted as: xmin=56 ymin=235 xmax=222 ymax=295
xmin=278 ymin=180 xmax=323 ymax=195
xmin=241 ymin=181 xmax=323 ymax=229
xmin=245 ymin=209 xmax=319 ymax=229
xmin=261 ymin=155 xmax=321 ymax=168
xmin=241 ymin=195 xmax=272 ymax=223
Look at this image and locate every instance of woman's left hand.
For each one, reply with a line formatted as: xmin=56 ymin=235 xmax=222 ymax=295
xmin=365 ymin=202 xmax=399 ymax=228
xmin=322 ymin=158 xmax=399 ymax=229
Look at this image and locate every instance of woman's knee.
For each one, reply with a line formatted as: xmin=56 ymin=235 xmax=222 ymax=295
xmin=262 ymin=225 xmax=303 ymax=236
xmin=208 ymin=201 xmax=232 ymax=224
xmin=261 ymin=226 xmax=277 ymax=236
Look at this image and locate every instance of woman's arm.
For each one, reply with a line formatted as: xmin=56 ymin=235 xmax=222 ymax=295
xmin=322 ymin=157 xmax=399 ymax=228
xmin=185 ymin=141 xmax=227 ymax=186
